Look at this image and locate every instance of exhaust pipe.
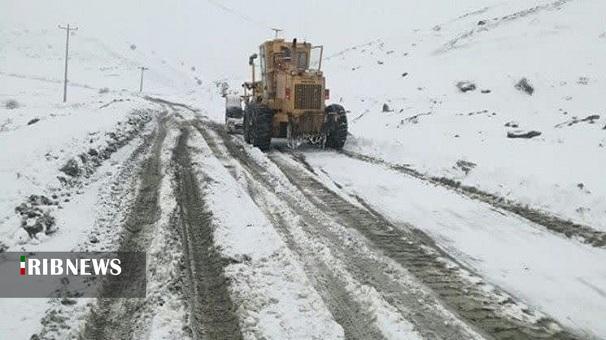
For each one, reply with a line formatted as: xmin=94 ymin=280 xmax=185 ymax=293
xmin=249 ymin=53 xmax=258 ymax=89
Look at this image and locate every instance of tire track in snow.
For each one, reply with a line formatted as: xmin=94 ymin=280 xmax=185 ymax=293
xmin=269 ymin=151 xmax=579 ymax=340
xmin=197 ymin=122 xmax=483 ymax=340
xmin=339 ymin=149 xmax=606 ymax=248
xmin=195 ymin=123 xmax=384 ymax=340
xmin=172 ymin=127 xmax=243 ymax=340
xmin=32 ymin=109 xmax=164 ymax=340
xmin=81 ymin=112 xmax=168 ymax=340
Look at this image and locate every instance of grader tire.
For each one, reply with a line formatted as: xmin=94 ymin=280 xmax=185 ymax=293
xmin=243 ymin=106 xmax=253 ymax=144
xmin=251 ymin=105 xmax=274 ymax=151
xmin=325 ymin=104 xmax=348 ymax=149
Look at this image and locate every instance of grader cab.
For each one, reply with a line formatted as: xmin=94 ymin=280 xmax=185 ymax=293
xmin=242 ymin=38 xmax=347 ymax=150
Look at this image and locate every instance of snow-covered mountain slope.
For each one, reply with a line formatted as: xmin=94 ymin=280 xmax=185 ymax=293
xmin=323 ymin=0 xmax=606 ymax=230
xmin=0 ymin=28 xmax=198 ymax=96
xmin=0 ymin=26 xmax=198 ymax=250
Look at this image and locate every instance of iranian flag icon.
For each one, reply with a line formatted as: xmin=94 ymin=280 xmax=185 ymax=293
xmin=20 ymin=255 xmax=26 ymax=276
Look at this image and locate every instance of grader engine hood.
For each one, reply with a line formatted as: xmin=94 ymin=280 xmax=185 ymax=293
xmin=273 ymin=72 xmax=326 ymax=136
xmin=276 ymin=73 xmax=325 ymax=112
xmin=294 ymin=82 xmax=323 ymax=110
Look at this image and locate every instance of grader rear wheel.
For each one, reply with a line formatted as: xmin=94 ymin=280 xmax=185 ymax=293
xmin=245 ymin=104 xmax=273 ymax=151
xmin=243 ymin=108 xmax=252 ymax=144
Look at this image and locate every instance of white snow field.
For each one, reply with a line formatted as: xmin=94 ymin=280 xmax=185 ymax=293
xmin=305 ymin=150 xmax=606 ymax=338
xmin=326 ymin=0 xmax=606 ymax=231
xmin=1 ymin=0 xmax=605 ymax=339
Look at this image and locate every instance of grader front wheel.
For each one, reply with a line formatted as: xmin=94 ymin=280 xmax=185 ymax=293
xmin=325 ymin=104 xmax=348 ymax=149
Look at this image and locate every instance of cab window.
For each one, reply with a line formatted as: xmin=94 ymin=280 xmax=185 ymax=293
xmin=281 ymin=46 xmax=292 ymax=60
xmin=297 ymin=52 xmax=308 ymax=70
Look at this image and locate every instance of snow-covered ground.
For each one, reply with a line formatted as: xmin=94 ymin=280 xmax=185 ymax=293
xmin=0 ymin=22 xmax=196 ymax=339
xmin=0 ymin=21 xmax=205 ymax=251
xmin=304 ymin=150 xmax=606 ymax=338
xmin=1 ymin=0 xmax=605 ymax=339
xmin=326 ymin=0 xmax=606 ymax=231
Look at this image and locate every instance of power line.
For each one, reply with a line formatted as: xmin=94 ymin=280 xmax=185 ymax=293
xmin=58 ymin=24 xmax=78 ymax=103
xmin=204 ymin=0 xmax=274 ymax=32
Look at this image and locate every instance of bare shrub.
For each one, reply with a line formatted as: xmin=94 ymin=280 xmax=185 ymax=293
xmin=4 ymin=99 xmax=20 ymax=109
xmin=515 ymin=78 xmax=534 ymax=95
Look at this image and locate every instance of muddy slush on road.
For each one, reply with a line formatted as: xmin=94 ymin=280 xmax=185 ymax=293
xmin=172 ymin=127 xmax=243 ymax=340
xmin=79 ymin=110 xmax=243 ymax=340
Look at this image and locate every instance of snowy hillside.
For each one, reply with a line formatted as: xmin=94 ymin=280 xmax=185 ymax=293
xmin=0 ymin=26 xmax=200 ymax=251
xmin=325 ymin=0 xmax=606 ymax=231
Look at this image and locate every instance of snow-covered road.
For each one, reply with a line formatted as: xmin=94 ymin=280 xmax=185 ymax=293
xmin=4 ymin=99 xmax=604 ymax=339
xmin=150 ymin=109 xmax=587 ymax=339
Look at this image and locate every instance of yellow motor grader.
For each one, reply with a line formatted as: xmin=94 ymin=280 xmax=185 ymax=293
xmin=242 ymin=38 xmax=347 ymax=151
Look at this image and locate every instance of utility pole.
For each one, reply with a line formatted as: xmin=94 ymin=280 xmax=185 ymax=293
xmin=271 ymin=28 xmax=282 ymax=39
xmin=58 ymin=24 xmax=78 ymax=103
xmin=138 ymin=67 xmax=149 ymax=93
